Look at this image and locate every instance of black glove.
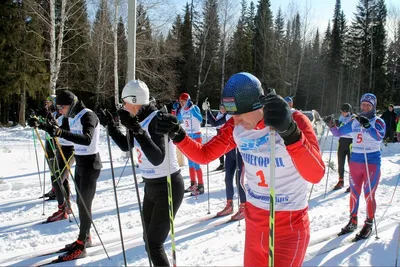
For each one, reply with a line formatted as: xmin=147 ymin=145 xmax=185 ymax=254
xmin=334 ymin=119 xmax=340 ymax=127
xmin=356 ymin=115 xmax=371 ymax=129
xmin=98 ymin=109 xmax=115 ymax=127
xmin=154 ymin=111 xmax=186 ymax=143
xmin=261 ymin=90 xmax=300 ymax=145
xmin=323 ymin=115 xmax=336 ymax=127
xmin=27 ymin=117 xmax=40 ymax=128
xmin=118 ymin=109 xmax=144 ymax=135
xmin=44 ymin=121 xmax=62 ymax=137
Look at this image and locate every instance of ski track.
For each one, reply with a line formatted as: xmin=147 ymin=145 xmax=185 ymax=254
xmin=0 ymin=127 xmax=399 ymax=266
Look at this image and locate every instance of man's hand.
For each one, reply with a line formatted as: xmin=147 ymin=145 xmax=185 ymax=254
xmin=98 ymin=109 xmax=115 ymax=127
xmin=262 ymin=90 xmax=293 ymax=134
xmin=118 ymin=109 xmax=144 ymax=135
xmin=154 ymin=112 xmax=186 ymax=142
xmin=27 ymin=117 xmax=40 ymax=128
xmin=202 ymin=100 xmax=210 ymax=111
xmin=356 ymin=115 xmax=371 ymax=129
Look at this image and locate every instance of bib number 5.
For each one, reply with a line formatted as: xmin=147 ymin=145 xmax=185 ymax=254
xmin=356 ymin=133 xmax=363 ymax=143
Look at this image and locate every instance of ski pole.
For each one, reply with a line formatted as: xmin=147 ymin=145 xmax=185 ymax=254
xmin=396 ymin=223 xmax=400 ymax=267
xmin=116 ymin=157 xmax=129 ymax=187
xmin=105 ymin=125 xmax=127 ymax=267
xmin=32 ymin=128 xmax=42 ymax=188
xmin=324 ymin=131 xmax=335 ymax=198
xmin=53 ymin=137 xmax=110 ymax=259
xmin=363 ymin=145 xmax=379 ymax=240
xmin=235 ymin=148 xmax=241 ymax=226
xmin=46 ymin=137 xmax=77 ymax=224
xmin=205 ymin=99 xmax=210 ymax=214
xmin=43 ymin=150 xmax=46 ymax=215
xmin=34 ymin=129 xmax=78 ymax=225
xmin=165 ymin=134 xmax=177 ymax=267
xmin=126 ymin=130 xmax=153 ymax=267
xmin=269 ymin=128 xmax=276 ymax=267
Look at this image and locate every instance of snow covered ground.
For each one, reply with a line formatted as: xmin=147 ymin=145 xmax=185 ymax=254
xmin=0 ymin=125 xmax=399 ymax=266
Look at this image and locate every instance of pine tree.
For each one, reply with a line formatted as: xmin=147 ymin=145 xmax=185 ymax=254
xmin=179 ymin=3 xmax=196 ymax=97
xmin=194 ymin=0 xmax=220 ymax=104
xmin=371 ymin=0 xmax=387 ymax=99
xmin=0 ymin=1 xmax=48 ymax=125
xmin=227 ymin=0 xmax=252 ymax=77
xmin=58 ymin=0 xmax=91 ymax=94
xmin=90 ymin=0 xmax=114 ymax=110
xmin=253 ymin=0 xmax=273 ymax=82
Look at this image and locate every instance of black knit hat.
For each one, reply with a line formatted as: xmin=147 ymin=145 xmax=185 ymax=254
xmin=56 ymin=90 xmax=77 ymax=105
xmin=340 ymin=103 xmax=352 ymax=113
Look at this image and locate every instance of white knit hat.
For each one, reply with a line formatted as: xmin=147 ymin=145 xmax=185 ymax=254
xmin=121 ymin=80 xmax=150 ymax=105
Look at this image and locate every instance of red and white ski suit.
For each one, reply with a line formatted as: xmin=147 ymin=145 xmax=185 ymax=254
xmin=175 ymin=111 xmax=325 ymax=266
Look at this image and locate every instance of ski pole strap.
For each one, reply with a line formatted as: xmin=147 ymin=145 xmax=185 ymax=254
xmin=51 ymin=153 xmax=75 ymax=183
xmin=34 ymin=128 xmax=58 ymax=178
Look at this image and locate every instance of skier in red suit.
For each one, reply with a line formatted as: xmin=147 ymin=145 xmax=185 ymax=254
xmin=154 ymin=72 xmax=325 ymax=266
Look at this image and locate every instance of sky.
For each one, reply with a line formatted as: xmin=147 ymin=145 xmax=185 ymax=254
xmin=171 ymin=0 xmax=400 ymax=38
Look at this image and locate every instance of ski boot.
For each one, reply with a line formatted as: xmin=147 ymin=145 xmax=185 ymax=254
xmin=191 ymin=184 xmax=204 ymax=196
xmin=217 ymin=200 xmax=233 ymax=217
xmin=58 ymin=239 xmax=87 ymax=261
xmin=184 ymin=181 xmax=197 ymax=193
xmin=231 ymin=203 xmax=246 ymax=221
xmin=46 ymin=203 xmax=68 ymax=223
xmin=333 ymin=178 xmax=344 ymax=190
xmin=338 ymin=214 xmax=357 ymax=236
xmin=214 ymin=164 xmax=225 ymax=171
xmin=354 ymin=218 xmax=373 ymax=241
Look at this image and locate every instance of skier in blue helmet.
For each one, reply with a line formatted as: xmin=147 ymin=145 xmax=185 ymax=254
xmin=154 ymin=72 xmax=325 ymax=266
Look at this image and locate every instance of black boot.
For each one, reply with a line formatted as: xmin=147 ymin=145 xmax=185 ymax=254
xmin=333 ymin=178 xmax=344 ymax=190
xmin=215 ymin=164 xmax=225 ymax=171
xmin=184 ymin=181 xmax=196 ymax=193
xmin=338 ymin=214 xmax=357 ymax=236
xmin=355 ymin=219 xmax=373 ymax=240
xmin=191 ymin=184 xmax=205 ymax=196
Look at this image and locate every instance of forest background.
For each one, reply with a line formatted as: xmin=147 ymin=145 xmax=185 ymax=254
xmin=1 ymin=0 xmax=400 ymax=126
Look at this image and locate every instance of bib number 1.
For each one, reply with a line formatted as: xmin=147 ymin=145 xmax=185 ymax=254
xmin=257 ymin=170 xmax=269 ymax=187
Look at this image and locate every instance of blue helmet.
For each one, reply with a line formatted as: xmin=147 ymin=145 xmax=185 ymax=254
xmin=221 ymin=72 xmax=264 ymax=115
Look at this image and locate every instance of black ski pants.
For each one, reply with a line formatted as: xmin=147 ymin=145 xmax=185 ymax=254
xmin=338 ymin=137 xmax=352 ymax=181
xmin=143 ymin=171 xmax=184 ymax=266
xmin=53 ymin=145 xmax=74 ymax=206
xmin=74 ymin=155 xmax=101 ymax=242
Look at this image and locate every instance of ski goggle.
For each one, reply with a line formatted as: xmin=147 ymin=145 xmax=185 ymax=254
xmin=57 ymin=105 xmax=67 ymax=110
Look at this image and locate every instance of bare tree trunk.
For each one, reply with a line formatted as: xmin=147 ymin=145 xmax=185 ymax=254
xmin=49 ymin=0 xmax=67 ymax=94
xmin=49 ymin=0 xmax=56 ymax=94
xmin=369 ymin=33 xmax=373 ymax=91
xmin=95 ymin=0 xmax=106 ymax=111
xmin=113 ymin=0 xmax=119 ymax=108
xmin=320 ymin=75 xmax=326 ymax=114
xmin=19 ymin=86 xmax=26 ymax=127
